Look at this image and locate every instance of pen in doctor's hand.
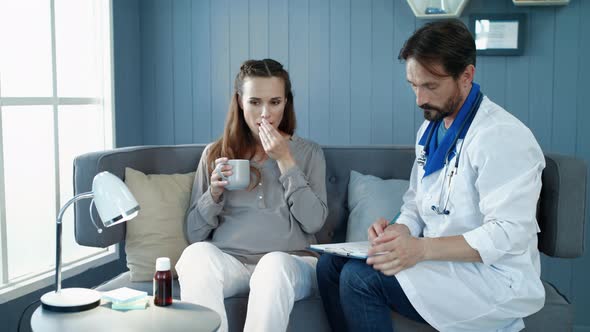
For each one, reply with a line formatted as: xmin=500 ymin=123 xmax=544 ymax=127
xmin=389 ymin=211 xmax=401 ymax=226
xmin=377 ymin=211 xmax=401 ymax=238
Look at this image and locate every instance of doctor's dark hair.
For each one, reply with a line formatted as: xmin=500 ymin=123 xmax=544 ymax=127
xmin=398 ymin=19 xmax=476 ymax=79
xmin=206 ymin=58 xmax=296 ymax=189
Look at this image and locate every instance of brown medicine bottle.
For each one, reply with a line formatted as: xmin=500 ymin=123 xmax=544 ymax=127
xmin=153 ymin=257 xmax=173 ymax=306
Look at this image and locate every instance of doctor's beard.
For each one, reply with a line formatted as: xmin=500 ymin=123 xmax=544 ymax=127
xmin=420 ymin=87 xmax=462 ymax=122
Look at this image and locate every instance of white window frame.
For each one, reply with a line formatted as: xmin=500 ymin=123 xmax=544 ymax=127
xmin=0 ymin=0 xmax=118 ymax=304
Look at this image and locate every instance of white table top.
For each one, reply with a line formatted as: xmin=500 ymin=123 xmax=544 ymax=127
xmin=31 ymin=298 xmax=221 ymax=332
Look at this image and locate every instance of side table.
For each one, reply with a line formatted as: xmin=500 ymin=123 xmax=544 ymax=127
xmin=30 ymin=297 xmax=220 ymax=332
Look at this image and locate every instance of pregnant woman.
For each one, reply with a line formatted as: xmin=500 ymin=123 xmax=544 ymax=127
xmin=175 ymin=58 xmax=328 ymax=332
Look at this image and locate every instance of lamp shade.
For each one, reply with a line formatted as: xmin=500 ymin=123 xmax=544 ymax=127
xmin=92 ymin=171 xmax=140 ymax=227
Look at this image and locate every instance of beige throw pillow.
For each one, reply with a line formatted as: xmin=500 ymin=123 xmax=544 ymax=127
xmin=124 ymin=167 xmax=194 ymax=281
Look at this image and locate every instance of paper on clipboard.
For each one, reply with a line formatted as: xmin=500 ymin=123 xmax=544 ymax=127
xmin=309 ymin=241 xmax=383 ymax=259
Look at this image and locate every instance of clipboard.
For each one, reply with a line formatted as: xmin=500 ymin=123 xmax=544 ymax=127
xmin=308 ymin=241 xmax=376 ymax=259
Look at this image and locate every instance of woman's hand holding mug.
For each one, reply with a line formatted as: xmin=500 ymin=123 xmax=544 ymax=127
xmin=210 ymin=157 xmax=232 ymax=203
xmin=211 ymin=158 xmax=250 ymax=202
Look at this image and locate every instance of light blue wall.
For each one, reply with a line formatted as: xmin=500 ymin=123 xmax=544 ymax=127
xmin=113 ymin=0 xmax=590 ymax=330
xmin=113 ymin=0 xmax=141 ymax=147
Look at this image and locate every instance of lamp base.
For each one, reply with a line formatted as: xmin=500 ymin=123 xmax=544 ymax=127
xmin=41 ymin=288 xmax=101 ymax=312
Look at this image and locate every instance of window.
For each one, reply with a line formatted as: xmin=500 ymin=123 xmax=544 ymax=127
xmin=0 ymin=0 xmax=116 ymax=303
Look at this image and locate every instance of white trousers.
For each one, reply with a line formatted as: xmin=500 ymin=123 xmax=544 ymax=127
xmin=175 ymin=242 xmax=318 ymax=332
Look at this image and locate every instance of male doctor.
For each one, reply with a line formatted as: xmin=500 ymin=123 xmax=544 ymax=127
xmin=316 ymin=19 xmax=545 ymax=332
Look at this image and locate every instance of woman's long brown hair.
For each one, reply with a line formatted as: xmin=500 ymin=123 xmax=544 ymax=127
xmin=206 ymin=59 xmax=296 ymax=189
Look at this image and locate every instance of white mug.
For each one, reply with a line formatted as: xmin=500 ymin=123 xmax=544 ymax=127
xmin=215 ymin=159 xmax=250 ymax=190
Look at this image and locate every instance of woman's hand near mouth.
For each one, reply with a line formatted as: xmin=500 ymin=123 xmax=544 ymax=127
xmin=258 ymin=118 xmax=295 ymax=173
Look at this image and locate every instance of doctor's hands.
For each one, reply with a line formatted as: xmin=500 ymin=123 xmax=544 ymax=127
xmin=368 ymin=217 xmax=390 ymax=241
xmin=367 ymin=223 xmax=427 ymax=276
xmin=258 ymin=119 xmax=295 ymax=173
xmin=210 ymin=157 xmax=231 ymax=203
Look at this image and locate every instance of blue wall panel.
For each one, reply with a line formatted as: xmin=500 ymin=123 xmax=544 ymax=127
xmin=113 ymin=0 xmax=141 ymax=147
xmin=392 ymin=0 xmax=416 ymax=145
xmin=479 ymin=57 xmax=507 ymax=108
xmin=249 ymin=0 xmax=269 ymax=60
xmin=308 ymin=0 xmax=331 ymax=144
xmin=140 ymin=0 xmax=156 ymax=145
xmin=288 ymin=0 xmax=310 ymax=138
xmin=349 ymin=0 xmax=372 ymax=145
xmin=172 ymin=0 xmax=193 ymax=144
xmin=269 ymin=0 xmax=289 ymax=66
xmin=117 ymin=0 xmax=590 ymax=329
xmin=370 ymin=0 xmax=394 ymax=144
xmin=528 ymin=8 xmax=555 ymax=150
xmin=230 ymin=0 xmax=249 ymax=88
xmin=504 ymin=5 xmax=529 ymax=124
xmin=192 ymin=0 xmax=212 ymax=142
xmin=210 ymin=0 xmax=231 ymax=138
xmin=308 ymin=1 xmax=331 ymax=142
xmin=329 ymin=0 xmax=351 ymax=145
xmin=153 ymin=0 xmax=174 ymax=145
xmin=504 ymin=53 xmax=530 ymax=124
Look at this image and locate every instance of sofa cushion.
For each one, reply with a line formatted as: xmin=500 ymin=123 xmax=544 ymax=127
xmin=124 ymin=167 xmax=193 ymax=281
xmin=346 ymin=170 xmax=409 ymax=242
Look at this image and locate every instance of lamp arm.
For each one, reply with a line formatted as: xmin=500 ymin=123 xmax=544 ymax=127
xmin=55 ymin=191 xmax=94 ymax=292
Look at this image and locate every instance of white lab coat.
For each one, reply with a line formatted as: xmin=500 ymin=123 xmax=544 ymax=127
xmin=395 ymin=96 xmax=546 ymax=332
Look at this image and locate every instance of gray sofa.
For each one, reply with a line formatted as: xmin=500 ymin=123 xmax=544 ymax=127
xmin=73 ymin=145 xmax=587 ymax=332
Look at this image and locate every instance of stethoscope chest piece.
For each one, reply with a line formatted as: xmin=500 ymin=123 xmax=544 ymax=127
xmin=431 ymin=204 xmax=450 ymax=215
xmin=417 ymin=150 xmax=426 ymax=167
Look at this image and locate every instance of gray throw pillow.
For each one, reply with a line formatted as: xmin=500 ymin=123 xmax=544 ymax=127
xmin=346 ymin=170 xmax=409 ymax=242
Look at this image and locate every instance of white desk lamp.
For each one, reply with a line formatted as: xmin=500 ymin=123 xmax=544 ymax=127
xmin=40 ymin=171 xmax=140 ymax=312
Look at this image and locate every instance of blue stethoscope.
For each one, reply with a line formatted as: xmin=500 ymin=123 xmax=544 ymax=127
xmin=417 ymin=92 xmax=483 ymax=215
